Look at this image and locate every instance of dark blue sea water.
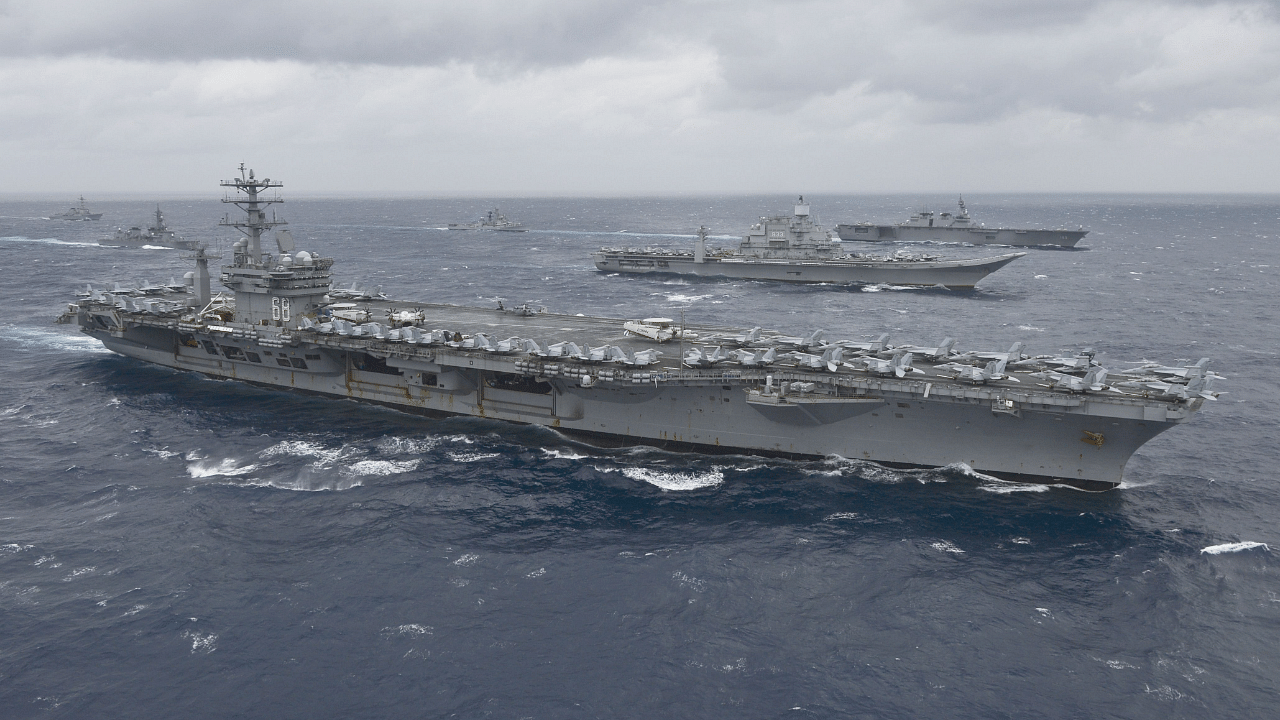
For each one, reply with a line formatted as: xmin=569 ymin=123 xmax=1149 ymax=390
xmin=2 ymin=193 xmax=1278 ymax=718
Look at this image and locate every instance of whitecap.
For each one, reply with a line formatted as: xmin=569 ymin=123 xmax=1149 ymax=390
xmin=182 ymin=630 xmax=217 ymax=654
xmin=0 ymin=236 xmax=99 ymax=247
xmin=342 ymin=459 xmax=419 ymax=476
xmin=1 ymin=326 xmax=113 ymax=354
xmin=447 ymin=452 xmax=501 ymax=463
xmin=823 ymin=512 xmax=859 ymax=521
xmin=622 ymin=466 xmax=724 ymax=491
xmin=234 ymin=476 xmax=363 ymax=492
xmin=376 ymin=436 xmax=438 ymax=454
xmin=382 ymin=624 xmax=433 ymax=637
xmin=663 ymin=293 xmax=714 ymax=303
xmin=540 ymin=448 xmax=590 ymax=460
xmin=260 ymin=440 xmax=346 ymax=467
xmin=930 ymin=541 xmax=965 ymax=554
xmin=1200 ymin=541 xmax=1270 ymax=555
xmin=453 ymin=553 xmax=479 ymax=567
xmin=1017 ymin=325 xmax=1045 ymax=332
xmin=186 ymin=458 xmax=258 ymax=478
xmin=978 ymin=481 xmax=1049 ymax=494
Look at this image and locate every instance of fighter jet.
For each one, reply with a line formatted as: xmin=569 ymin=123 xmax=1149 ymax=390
xmin=936 ymin=358 xmax=1020 ymax=384
xmin=732 ymin=347 xmax=777 ymax=367
xmin=1112 ymin=372 xmax=1223 ymax=400
xmin=1030 ymin=366 xmax=1107 ymax=392
xmin=1012 ymin=349 xmax=1097 ymax=372
xmin=1116 ymin=358 xmax=1213 ymax=380
xmin=609 ymin=347 xmax=662 ymax=366
xmin=774 ymin=329 xmax=826 ymax=350
xmin=683 ymin=346 xmax=730 ymax=368
xmin=705 ymin=327 xmax=763 ymax=346
xmin=545 ymin=341 xmax=588 ymax=360
xmin=852 ymin=351 xmax=924 ymax=378
xmin=787 ymin=346 xmax=845 ymax=372
xmin=835 ymin=333 xmax=893 ymax=356
xmin=583 ymin=345 xmax=613 ymax=363
xmin=883 ymin=337 xmax=955 ymax=362
xmin=953 ymin=342 xmax=1024 ymax=363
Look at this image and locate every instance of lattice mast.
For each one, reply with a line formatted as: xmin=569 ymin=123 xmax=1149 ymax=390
xmin=220 ymin=163 xmax=285 ymax=266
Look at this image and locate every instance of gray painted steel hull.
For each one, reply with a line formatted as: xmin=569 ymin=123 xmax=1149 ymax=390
xmin=592 ymin=252 xmax=1025 ymax=288
xmin=79 ymin=305 xmax=1199 ymax=491
xmin=836 ymin=224 xmax=1087 ymax=248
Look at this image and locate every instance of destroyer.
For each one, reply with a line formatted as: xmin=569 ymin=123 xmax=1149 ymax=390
xmin=836 ymin=197 xmax=1087 ymax=248
xmin=50 ymin=196 xmax=102 ymax=221
xmin=59 ymin=168 xmax=1216 ymax=490
xmin=448 ymin=208 xmax=526 ymax=232
xmin=100 ymin=206 xmax=199 ymax=250
xmin=594 ymin=198 xmax=1025 ymax=288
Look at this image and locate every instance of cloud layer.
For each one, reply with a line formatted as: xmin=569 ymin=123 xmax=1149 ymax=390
xmin=3 ymin=0 xmax=1279 ymax=193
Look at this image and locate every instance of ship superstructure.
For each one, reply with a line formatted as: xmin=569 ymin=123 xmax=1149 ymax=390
xmin=59 ymin=170 xmax=1216 ymax=490
xmin=594 ymin=198 xmax=1025 ymax=288
xmin=836 ymin=197 xmax=1088 ymax=248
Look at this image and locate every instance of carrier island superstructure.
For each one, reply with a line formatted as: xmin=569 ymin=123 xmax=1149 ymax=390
xmin=59 ymin=168 xmax=1217 ymax=490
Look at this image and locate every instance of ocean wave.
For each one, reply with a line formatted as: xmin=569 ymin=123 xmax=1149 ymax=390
xmin=621 ymin=466 xmax=724 ymax=491
xmin=342 ymin=459 xmax=420 ymax=476
xmin=978 ymin=481 xmax=1049 ymax=494
xmin=186 ymin=458 xmax=258 ymax=478
xmin=0 ymin=235 xmax=100 ymax=247
xmin=447 ymin=452 xmax=501 ymax=463
xmin=1 ymin=326 xmax=113 ymax=354
xmin=260 ymin=440 xmax=346 ymax=467
xmin=1200 ymin=541 xmax=1270 ymax=555
xmin=376 ymin=436 xmax=439 ymax=454
xmin=233 ymin=475 xmax=364 ymax=492
xmin=541 ymin=448 xmax=590 ymax=460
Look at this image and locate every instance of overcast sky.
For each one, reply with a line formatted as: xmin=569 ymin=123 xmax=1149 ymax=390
xmin=3 ymin=0 xmax=1279 ymax=194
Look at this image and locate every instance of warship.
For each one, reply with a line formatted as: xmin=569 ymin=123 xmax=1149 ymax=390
xmin=100 ymin=206 xmax=199 ymax=250
xmin=448 ymin=208 xmax=526 ymax=232
xmin=836 ymin=198 xmax=1088 ymax=248
xmin=594 ymin=198 xmax=1026 ymax=288
xmin=58 ymin=167 xmax=1218 ymax=490
xmin=50 ymin=196 xmax=103 ymax=221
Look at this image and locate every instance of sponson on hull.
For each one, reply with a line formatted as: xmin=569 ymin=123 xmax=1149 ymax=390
xmin=594 ymin=197 xmax=1026 ymax=288
xmin=59 ymin=168 xmax=1218 ymax=490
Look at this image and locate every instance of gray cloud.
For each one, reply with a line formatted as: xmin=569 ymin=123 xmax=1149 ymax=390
xmin=2 ymin=0 xmax=1279 ymax=193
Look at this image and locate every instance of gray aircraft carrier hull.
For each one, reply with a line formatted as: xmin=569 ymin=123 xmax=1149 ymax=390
xmin=77 ymin=305 xmax=1198 ymax=491
xmin=836 ymin=224 xmax=1087 ymax=248
xmin=592 ymin=251 xmax=1025 ymax=288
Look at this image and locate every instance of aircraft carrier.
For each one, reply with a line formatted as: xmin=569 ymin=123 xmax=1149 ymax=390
xmin=594 ymin=198 xmax=1025 ymax=288
xmin=836 ymin=197 xmax=1088 ymax=248
xmin=58 ymin=168 xmax=1218 ymax=490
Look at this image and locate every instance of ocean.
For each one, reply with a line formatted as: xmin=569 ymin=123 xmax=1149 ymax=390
xmin=1 ymin=192 xmax=1277 ymax=718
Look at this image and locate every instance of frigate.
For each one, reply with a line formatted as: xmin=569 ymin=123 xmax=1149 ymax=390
xmin=448 ymin=208 xmax=526 ymax=232
xmin=50 ymin=196 xmax=103 ymax=221
xmin=58 ymin=168 xmax=1218 ymax=490
xmin=836 ymin=197 xmax=1088 ymax=248
xmin=100 ymin=206 xmax=199 ymax=250
xmin=594 ymin=198 xmax=1025 ymax=288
